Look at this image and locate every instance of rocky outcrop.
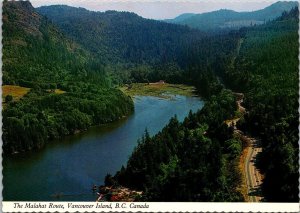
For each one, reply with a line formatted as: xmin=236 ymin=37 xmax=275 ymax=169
xmin=96 ymin=186 xmax=143 ymax=202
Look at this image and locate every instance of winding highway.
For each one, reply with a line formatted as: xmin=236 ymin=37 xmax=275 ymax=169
xmin=229 ymin=92 xmax=263 ymax=202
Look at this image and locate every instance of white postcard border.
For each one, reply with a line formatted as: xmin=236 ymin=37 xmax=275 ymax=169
xmin=2 ymin=202 xmax=300 ymax=212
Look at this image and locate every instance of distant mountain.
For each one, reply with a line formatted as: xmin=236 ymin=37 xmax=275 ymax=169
xmin=165 ymin=1 xmax=298 ymax=31
xmin=37 ymin=5 xmax=204 ymax=65
xmin=164 ymin=13 xmax=195 ymax=22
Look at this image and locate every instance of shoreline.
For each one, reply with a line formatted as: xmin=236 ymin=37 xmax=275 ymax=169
xmin=120 ymin=82 xmax=198 ymax=99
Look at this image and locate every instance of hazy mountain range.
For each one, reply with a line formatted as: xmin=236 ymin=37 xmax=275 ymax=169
xmin=164 ymin=1 xmax=298 ymax=31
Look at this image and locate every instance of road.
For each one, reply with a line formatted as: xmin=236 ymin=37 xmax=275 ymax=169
xmin=228 ymin=42 xmax=263 ymax=202
xmin=227 ymin=92 xmax=263 ymax=202
xmin=244 ymin=137 xmax=263 ymax=202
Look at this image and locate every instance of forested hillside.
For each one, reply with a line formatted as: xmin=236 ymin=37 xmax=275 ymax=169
xmin=224 ymin=7 xmax=299 ymax=201
xmin=2 ymin=1 xmax=133 ymax=153
xmin=108 ymin=8 xmax=299 ymax=202
xmin=4 ymin=1 xmax=95 ymax=87
xmin=38 ymin=5 xmax=243 ymax=97
xmin=37 ymin=5 xmax=208 ymax=85
xmin=37 ymin=5 xmax=204 ymax=65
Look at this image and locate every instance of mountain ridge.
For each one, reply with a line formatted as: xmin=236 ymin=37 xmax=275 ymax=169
xmin=37 ymin=5 xmax=205 ymax=66
xmin=165 ymin=1 xmax=298 ymax=31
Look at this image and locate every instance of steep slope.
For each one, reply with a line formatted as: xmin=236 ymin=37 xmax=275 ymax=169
xmin=37 ymin=5 xmax=204 ymax=65
xmin=3 ymin=1 xmax=89 ymax=86
xmin=2 ymin=1 xmax=134 ymax=154
xmin=165 ymin=1 xmax=298 ymax=31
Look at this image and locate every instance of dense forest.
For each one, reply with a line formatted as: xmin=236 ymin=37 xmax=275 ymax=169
xmin=37 ymin=5 xmax=209 ymax=85
xmin=226 ymin=7 xmax=299 ymax=201
xmin=106 ymin=8 xmax=299 ymax=202
xmin=3 ymin=0 xmax=298 ymax=203
xmin=37 ymin=5 xmax=204 ymax=65
xmin=2 ymin=1 xmax=133 ymax=153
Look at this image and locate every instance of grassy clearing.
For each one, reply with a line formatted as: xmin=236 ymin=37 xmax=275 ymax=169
xmin=54 ymin=89 xmax=66 ymax=94
xmin=2 ymin=85 xmax=31 ymax=101
xmin=120 ymin=82 xmax=197 ymax=99
xmin=2 ymin=85 xmax=31 ymax=108
xmin=46 ymin=89 xmax=66 ymax=94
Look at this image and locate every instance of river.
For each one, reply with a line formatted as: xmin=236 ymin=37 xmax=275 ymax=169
xmin=3 ymin=95 xmax=203 ymax=201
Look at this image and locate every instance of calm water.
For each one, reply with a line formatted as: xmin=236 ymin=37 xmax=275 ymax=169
xmin=3 ymin=95 xmax=203 ymax=201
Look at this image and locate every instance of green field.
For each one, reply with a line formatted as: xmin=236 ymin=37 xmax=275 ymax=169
xmin=120 ymin=83 xmax=197 ymax=98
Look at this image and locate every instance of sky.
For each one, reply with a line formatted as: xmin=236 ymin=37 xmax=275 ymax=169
xmin=30 ymin=0 xmax=279 ymax=20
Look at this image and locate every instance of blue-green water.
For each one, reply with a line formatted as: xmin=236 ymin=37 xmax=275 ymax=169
xmin=3 ymin=95 xmax=203 ymax=201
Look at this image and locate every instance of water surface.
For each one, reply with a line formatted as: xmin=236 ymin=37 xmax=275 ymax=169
xmin=3 ymin=95 xmax=203 ymax=201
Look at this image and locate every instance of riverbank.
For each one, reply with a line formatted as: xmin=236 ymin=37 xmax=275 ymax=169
xmin=120 ymin=82 xmax=197 ymax=99
xmin=3 ymin=95 xmax=203 ymax=201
